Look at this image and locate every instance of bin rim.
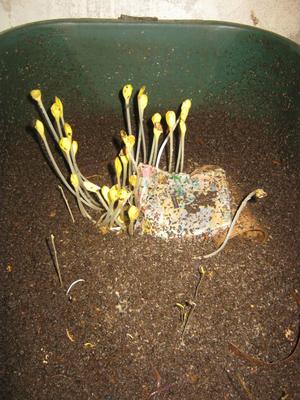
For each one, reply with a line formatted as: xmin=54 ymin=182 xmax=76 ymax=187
xmin=0 ymin=18 xmax=299 ymax=52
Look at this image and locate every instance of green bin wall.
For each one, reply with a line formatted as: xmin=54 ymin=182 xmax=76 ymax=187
xmin=0 ymin=19 xmax=299 ymax=147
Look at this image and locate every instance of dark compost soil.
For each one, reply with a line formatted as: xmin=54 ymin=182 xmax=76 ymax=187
xmin=0 ymin=107 xmax=300 ymax=400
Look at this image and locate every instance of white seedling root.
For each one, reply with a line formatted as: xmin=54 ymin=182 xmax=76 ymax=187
xmin=66 ymin=279 xmax=86 ymax=296
xmin=155 ymin=118 xmax=180 ymax=170
xmin=168 ymin=127 xmax=174 ymax=173
xmin=203 ymin=189 xmax=267 ymax=259
xmin=58 ymin=185 xmax=75 ymax=223
xmin=135 ymin=109 xmax=143 ymax=164
xmin=125 ymin=102 xmax=132 ymax=135
xmin=175 ymin=139 xmax=182 ymax=173
xmin=37 ymin=99 xmax=60 ymax=142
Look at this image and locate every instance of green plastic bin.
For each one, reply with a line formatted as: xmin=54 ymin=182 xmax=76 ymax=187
xmin=0 ymin=19 xmax=299 ymax=147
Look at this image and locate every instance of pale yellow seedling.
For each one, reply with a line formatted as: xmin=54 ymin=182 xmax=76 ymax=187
xmin=34 ymin=119 xmax=81 ymax=201
xmin=122 ymin=133 xmax=135 ymax=150
xmin=136 ymin=86 xmax=148 ymax=164
xmin=100 ymin=186 xmax=129 ymax=229
xmin=149 ymin=113 xmax=162 ymax=165
xmin=64 ymin=123 xmax=72 ymax=139
xmin=156 ymin=100 xmax=192 ymax=170
xmin=128 ymin=175 xmax=138 ymax=205
xmin=59 ymin=137 xmax=72 ymax=154
xmin=55 ymin=96 xmax=64 ymax=124
xmin=149 ymin=122 xmax=163 ymax=166
xmin=175 ymin=120 xmax=187 ymax=173
xmin=151 ymin=112 xmax=162 ymax=124
xmin=99 ymin=185 xmax=119 ymax=227
xmin=122 ymin=84 xmax=133 ymax=135
xmin=31 ymin=90 xmax=106 ymax=220
xmin=166 ymin=110 xmax=176 ymax=172
xmin=128 ymin=205 xmax=139 ymax=235
xmin=166 ymin=110 xmax=176 ymax=129
xmin=35 ymin=119 xmax=45 ymax=139
xmin=83 ymin=180 xmax=100 ymax=192
xmin=179 ymin=120 xmax=187 ymax=173
xmin=30 ymin=89 xmax=42 ymax=104
xmin=121 ymin=130 xmax=137 ymax=174
xmin=255 ymin=189 xmax=267 ymax=199
xmin=31 ymin=89 xmax=59 ymax=142
xmin=71 ymin=140 xmax=78 ymax=156
xmin=51 ymin=102 xmax=63 ymax=138
xmin=67 ymin=138 xmax=101 ymax=211
xmin=122 ymin=84 xmax=133 ymax=105
xmin=83 ymin=180 xmax=108 ymax=211
xmin=114 ymin=156 xmax=122 ymax=189
xmin=175 ymin=99 xmax=192 ymax=172
xmin=128 ymin=174 xmax=137 ymax=188
xmin=119 ymin=150 xmax=129 ymax=187
xmin=109 ymin=188 xmax=130 ymax=228
xmin=60 ymin=137 xmax=100 ymax=211
xmin=101 ymin=186 xmax=110 ymax=204
xmin=70 ymin=173 xmax=93 ymax=220
xmin=108 ymin=185 xmax=119 ymax=205
xmin=180 ymin=99 xmax=192 ymax=122
xmin=70 ymin=173 xmax=79 ymax=189
xmin=138 ymin=91 xmax=148 ymax=113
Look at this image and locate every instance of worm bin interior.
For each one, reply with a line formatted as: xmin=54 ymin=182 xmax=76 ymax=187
xmin=1 ymin=20 xmax=299 ymax=399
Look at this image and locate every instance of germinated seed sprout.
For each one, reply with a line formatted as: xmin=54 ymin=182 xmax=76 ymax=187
xmin=135 ymin=89 xmax=148 ymax=164
xmin=34 ymin=97 xmax=59 ymax=143
xmin=66 ymin=279 xmax=85 ymax=296
xmin=166 ymin=111 xmax=176 ymax=172
xmin=31 ymin=87 xmax=192 ymax=234
xmin=122 ymin=84 xmax=133 ymax=135
xmin=37 ymin=128 xmax=90 ymax=206
xmin=149 ymin=121 xmax=163 ymax=166
xmin=50 ymin=234 xmax=63 ymax=288
xmin=203 ymin=189 xmax=267 ymax=259
xmin=69 ymin=144 xmax=100 ymax=207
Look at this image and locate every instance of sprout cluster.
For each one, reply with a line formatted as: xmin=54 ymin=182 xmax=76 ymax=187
xmin=30 ymin=85 xmax=192 ymax=234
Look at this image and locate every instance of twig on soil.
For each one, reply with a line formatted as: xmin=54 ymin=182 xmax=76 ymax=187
xmin=181 ymin=300 xmax=196 ymax=339
xmin=85 ymin=174 xmax=102 ymax=180
xmin=51 ymin=373 xmax=73 ymax=381
xmin=153 ymin=367 xmax=161 ymax=388
xmin=66 ymin=279 xmax=85 ymax=296
xmin=229 ymin=291 xmax=300 ymax=367
xmin=149 ymin=368 xmax=176 ymax=399
xmin=50 ymin=234 xmax=63 ymax=288
xmin=177 ymin=266 xmax=206 ymax=340
xmin=279 ymin=393 xmax=289 ymax=400
xmin=175 ymin=303 xmax=186 ymax=325
xmin=58 ymin=185 xmax=75 ymax=223
xmin=149 ymin=383 xmax=176 ymax=399
xmin=236 ymin=373 xmax=256 ymax=400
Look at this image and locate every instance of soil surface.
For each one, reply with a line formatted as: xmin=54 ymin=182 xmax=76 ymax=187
xmin=1 ymin=106 xmax=299 ymax=400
